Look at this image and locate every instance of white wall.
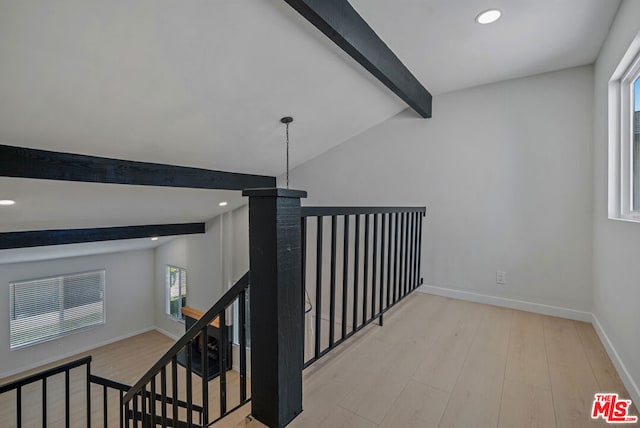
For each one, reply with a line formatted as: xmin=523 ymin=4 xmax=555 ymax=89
xmin=0 ymin=249 xmax=155 ymax=377
xmin=291 ymin=65 xmax=594 ymax=315
xmin=154 ymin=206 xmax=249 ymax=338
xmin=593 ymin=0 xmax=640 ymax=405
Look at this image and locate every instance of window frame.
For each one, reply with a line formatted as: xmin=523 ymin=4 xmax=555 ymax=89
xmin=166 ymin=265 xmax=187 ymax=321
xmin=9 ymin=269 xmax=106 ymax=350
xmin=609 ymin=32 xmax=640 ymax=222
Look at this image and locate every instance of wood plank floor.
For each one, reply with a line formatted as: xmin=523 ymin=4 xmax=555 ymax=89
xmin=265 ymin=293 xmax=637 ymax=428
xmin=2 ymin=293 xmax=637 ymax=427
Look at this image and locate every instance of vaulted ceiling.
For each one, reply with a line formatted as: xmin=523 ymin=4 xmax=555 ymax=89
xmin=0 ymin=0 xmax=621 ymax=259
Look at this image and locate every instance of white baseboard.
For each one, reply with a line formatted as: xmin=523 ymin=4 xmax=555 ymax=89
xmin=0 ymin=327 xmax=156 ymax=380
xmin=418 ymin=284 xmax=592 ymax=322
xmin=417 ymin=284 xmax=640 ymax=407
xmin=591 ymin=315 xmax=640 ymax=407
xmin=154 ymin=327 xmax=181 ymax=341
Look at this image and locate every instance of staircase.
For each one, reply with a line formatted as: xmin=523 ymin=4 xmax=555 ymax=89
xmin=0 ymin=195 xmax=425 ymax=428
xmin=121 ymin=272 xmax=251 ymax=427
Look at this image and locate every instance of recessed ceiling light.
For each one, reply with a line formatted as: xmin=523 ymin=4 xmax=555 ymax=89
xmin=476 ymin=9 xmax=502 ymax=24
xmin=151 ymin=237 xmax=159 ymax=241
xmin=219 ymin=201 xmax=228 ymax=207
xmin=0 ymin=200 xmax=16 ymax=206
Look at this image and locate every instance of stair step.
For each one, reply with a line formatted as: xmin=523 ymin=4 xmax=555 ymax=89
xmin=126 ymin=410 xmax=203 ymax=428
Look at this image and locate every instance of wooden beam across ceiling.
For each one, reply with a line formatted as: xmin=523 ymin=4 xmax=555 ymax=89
xmin=284 ymin=0 xmax=432 ymax=118
xmin=0 ymin=223 xmax=205 ymax=250
xmin=0 ymin=145 xmax=276 ymax=190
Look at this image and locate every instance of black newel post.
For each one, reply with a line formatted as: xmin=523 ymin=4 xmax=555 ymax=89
xmin=242 ymin=188 xmax=307 ymax=428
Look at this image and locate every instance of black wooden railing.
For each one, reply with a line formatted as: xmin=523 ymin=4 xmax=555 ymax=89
xmin=0 ymin=356 xmax=92 ymax=428
xmin=122 ymin=272 xmax=250 ymax=428
xmin=90 ymin=374 xmax=204 ymax=427
xmin=1 ymin=201 xmax=426 ymax=428
xmin=301 ymin=206 xmax=425 ymax=367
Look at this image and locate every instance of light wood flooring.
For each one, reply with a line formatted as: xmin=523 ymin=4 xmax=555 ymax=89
xmin=1 ymin=293 xmax=637 ymax=427
xmin=246 ymin=292 xmax=638 ymax=428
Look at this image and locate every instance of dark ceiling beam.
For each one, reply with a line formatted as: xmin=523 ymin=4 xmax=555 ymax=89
xmin=284 ymin=0 xmax=432 ymax=118
xmin=0 ymin=223 xmax=205 ymax=250
xmin=0 ymin=145 xmax=275 ymax=190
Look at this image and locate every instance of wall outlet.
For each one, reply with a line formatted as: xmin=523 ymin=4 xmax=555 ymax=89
xmin=496 ymin=270 xmax=507 ymax=285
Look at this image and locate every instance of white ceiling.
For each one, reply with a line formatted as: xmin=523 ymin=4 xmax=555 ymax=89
xmin=0 ymin=0 xmax=621 ymax=258
xmin=0 ymin=178 xmax=245 ymax=233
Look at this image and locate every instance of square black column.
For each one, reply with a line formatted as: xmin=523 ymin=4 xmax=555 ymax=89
xmin=242 ymin=188 xmax=307 ymax=428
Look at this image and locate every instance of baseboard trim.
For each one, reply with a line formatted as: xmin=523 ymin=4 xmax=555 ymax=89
xmin=417 ymin=284 xmax=592 ymax=322
xmin=0 ymin=327 xmax=156 ymax=380
xmin=154 ymin=327 xmax=181 ymax=341
xmin=591 ymin=314 xmax=640 ymax=407
xmin=417 ymin=284 xmax=640 ymax=407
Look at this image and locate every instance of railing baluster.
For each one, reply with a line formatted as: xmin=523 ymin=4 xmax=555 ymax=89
xmin=412 ymin=212 xmax=419 ymax=289
xmin=151 ymin=375 xmax=157 ymax=425
xmin=314 ymin=216 xmax=323 ymax=358
xmin=103 ymin=384 xmax=108 ymax=428
xmin=201 ymin=325 xmax=209 ymax=424
xmin=407 ymin=212 xmax=413 ymax=290
xmin=160 ymin=367 xmax=167 ymax=428
xmin=393 ymin=213 xmax=399 ymax=303
xmin=42 ymin=378 xmax=47 ymax=428
xmin=219 ymin=310 xmax=228 ymax=416
xmin=133 ymin=392 xmax=138 ymax=427
xmin=353 ymin=215 xmax=360 ymax=331
xmin=400 ymin=212 xmax=407 ymax=297
xmin=16 ymin=385 xmax=21 ymax=428
xmin=239 ymin=290 xmax=247 ymax=403
xmin=379 ymin=214 xmax=386 ymax=320
xmin=363 ymin=214 xmax=370 ymax=322
xmin=171 ymin=356 xmax=178 ymax=426
xmin=120 ymin=390 xmax=124 ymax=428
xmin=87 ymin=360 xmax=91 ymax=428
xmin=386 ymin=213 xmax=392 ymax=313
xmin=403 ymin=212 xmax=409 ymax=297
xmin=404 ymin=212 xmax=411 ymax=296
xmin=418 ymin=213 xmax=424 ymax=285
xmin=329 ymin=215 xmax=337 ymax=346
xmin=186 ymin=340 xmax=193 ymax=427
xmin=371 ymin=214 xmax=378 ymax=319
xmin=341 ymin=215 xmax=349 ymax=339
xmin=65 ymin=370 xmax=70 ymax=428
xmin=141 ymin=385 xmax=147 ymax=426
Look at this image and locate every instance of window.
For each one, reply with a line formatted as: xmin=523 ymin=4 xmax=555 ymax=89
xmin=633 ymin=77 xmax=639 ymax=210
xmin=166 ymin=266 xmax=187 ymax=320
xmin=609 ymin=33 xmax=640 ymax=221
xmin=9 ymin=270 xmax=106 ymax=350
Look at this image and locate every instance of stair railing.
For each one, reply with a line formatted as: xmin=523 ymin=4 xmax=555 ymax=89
xmin=300 ymin=206 xmax=426 ymax=367
xmin=90 ymin=374 xmax=205 ymax=427
xmin=122 ymin=271 xmax=250 ymax=428
xmin=0 ymin=356 xmax=92 ymax=427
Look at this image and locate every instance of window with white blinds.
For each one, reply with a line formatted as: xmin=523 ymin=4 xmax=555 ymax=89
xmin=9 ymin=270 xmax=106 ymax=350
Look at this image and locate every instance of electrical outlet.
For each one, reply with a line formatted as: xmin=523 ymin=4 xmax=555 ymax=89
xmin=496 ymin=270 xmax=507 ymax=285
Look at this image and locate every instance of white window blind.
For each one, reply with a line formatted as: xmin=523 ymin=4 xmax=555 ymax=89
xmin=9 ymin=270 xmax=106 ymax=350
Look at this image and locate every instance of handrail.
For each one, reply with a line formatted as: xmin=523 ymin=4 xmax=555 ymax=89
xmin=91 ymin=374 xmax=204 ymax=412
xmin=0 ymin=356 xmax=92 ymax=394
xmin=89 ymin=374 xmax=130 ymax=391
xmin=301 ymin=206 xmax=426 ymax=217
xmin=123 ymin=271 xmax=250 ymax=404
